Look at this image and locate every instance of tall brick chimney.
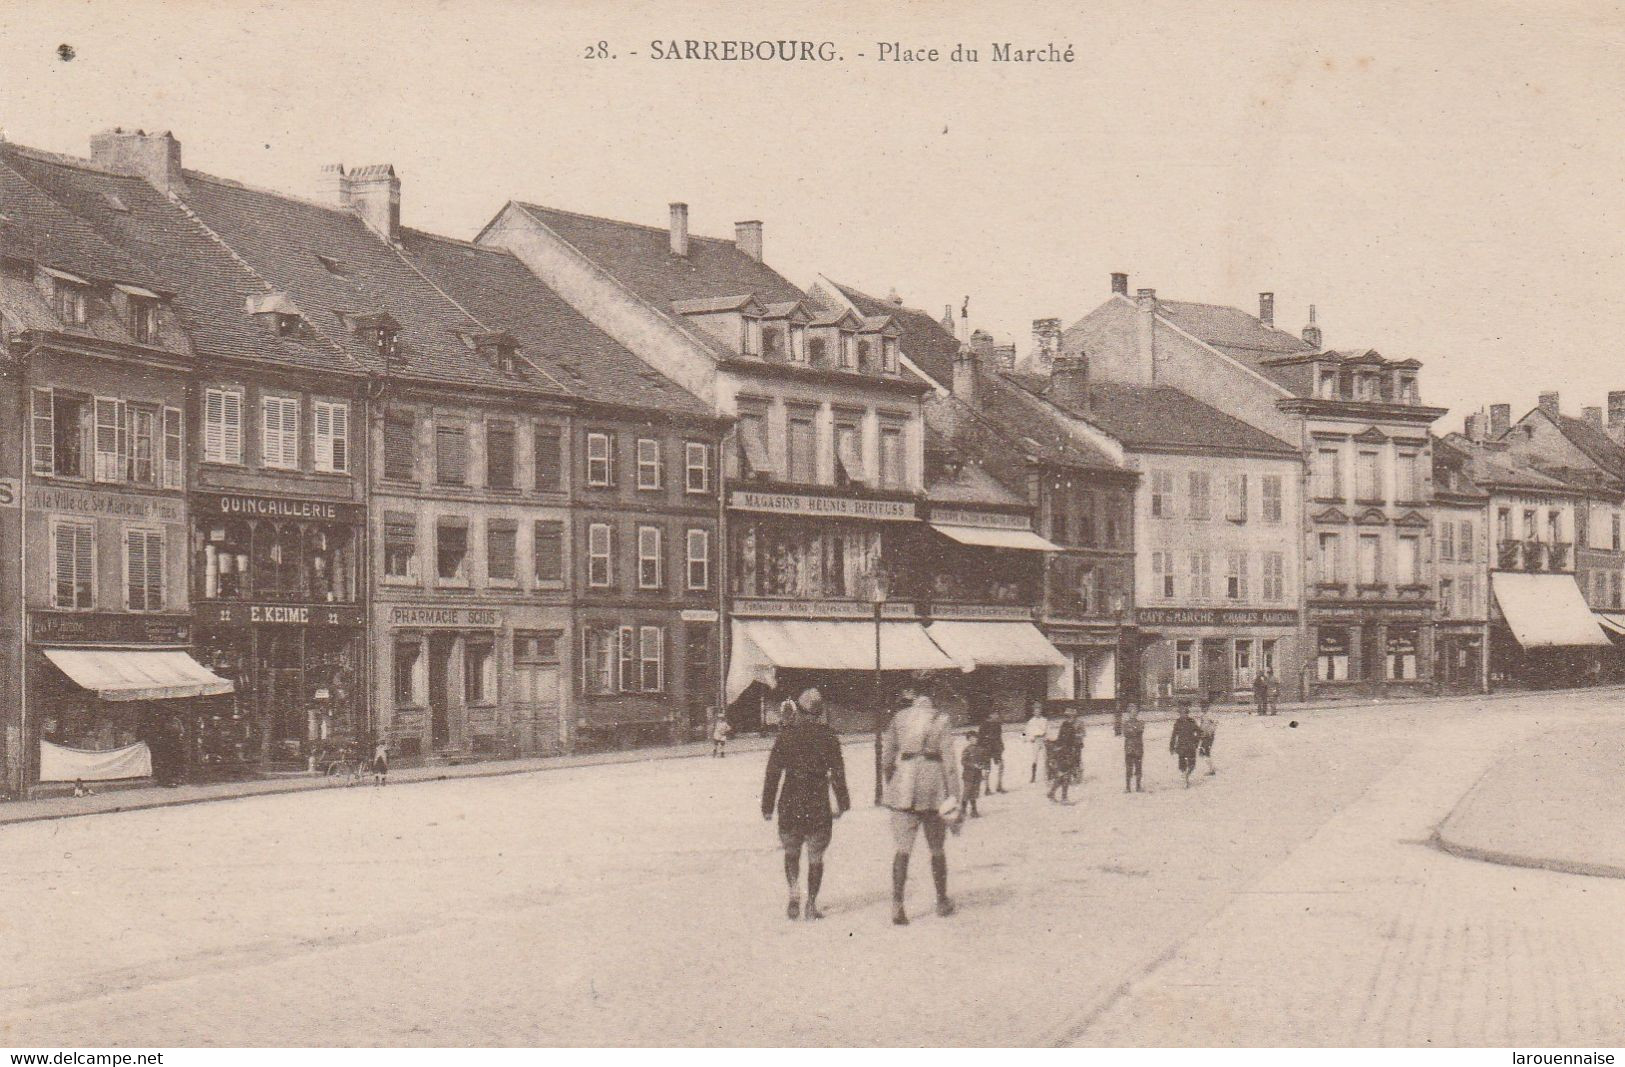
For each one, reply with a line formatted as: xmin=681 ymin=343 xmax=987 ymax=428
xmin=1049 ymin=351 xmax=1091 ymax=412
xmin=1489 ymin=403 xmax=1511 ymax=438
xmin=1301 ymin=305 xmax=1322 ymax=350
xmin=1258 ymin=292 xmax=1275 ymax=328
xmin=1584 ymin=406 xmax=1604 ymax=429
xmin=346 ymin=164 xmax=400 ymax=243
xmin=1464 ymin=413 xmax=1483 ymax=442
xmin=1136 ymin=288 xmax=1158 ymax=384
xmin=941 ymin=305 xmax=954 ymax=333
xmin=1539 ymin=391 xmax=1561 ymax=419
xmin=669 ymin=202 xmax=689 ymax=257
xmin=1110 ymin=272 xmax=1128 ymax=296
xmin=734 ymin=220 xmax=762 ymax=262
xmin=90 ymin=128 xmax=185 ymax=193
xmin=1030 ymin=318 xmax=1061 ymax=373
xmin=952 ymin=344 xmax=978 ymax=405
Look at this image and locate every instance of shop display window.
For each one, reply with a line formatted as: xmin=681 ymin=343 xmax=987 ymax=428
xmin=201 ymin=520 xmax=355 ymax=601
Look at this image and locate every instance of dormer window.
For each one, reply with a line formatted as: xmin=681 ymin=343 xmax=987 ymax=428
xmin=374 ymin=323 xmax=400 ymax=359
xmin=807 ymin=336 xmax=827 ymax=365
xmin=247 ymin=292 xmax=305 ymax=338
xmin=762 ymin=325 xmax=782 ymax=359
xmin=470 ymin=333 xmax=521 ymax=375
xmin=1397 ymin=374 xmax=1418 ymax=405
xmin=858 ymin=339 xmax=874 ymax=370
xmin=129 ymin=296 xmax=160 ymax=344
xmin=789 ymin=324 xmax=808 ymax=363
xmin=881 ymin=336 xmax=899 ymax=374
xmin=743 ymin=316 xmax=764 ymax=357
xmin=55 ymin=281 xmax=88 ymax=325
xmin=837 ymin=332 xmax=856 ymax=369
xmin=1317 ymin=369 xmax=1337 ymax=399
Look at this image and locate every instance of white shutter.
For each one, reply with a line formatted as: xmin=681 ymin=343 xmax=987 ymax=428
xmin=329 ymin=402 xmax=348 ymax=472
xmin=124 ymin=529 xmax=142 ymax=610
xmin=313 ymin=402 xmax=333 ymax=472
xmin=222 ymin=390 xmax=242 ymax=463
xmin=94 ymin=397 xmax=121 ymax=482
xmin=145 ymin=532 xmax=164 ymax=610
xmin=204 ymin=390 xmax=224 ymax=462
xmin=618 ymin=626 xmax=636 ymax=693
xmin=31 ymin=388 xmax=54 ymax=474
xmin=163 ymin=407 xmax=183 ymax=488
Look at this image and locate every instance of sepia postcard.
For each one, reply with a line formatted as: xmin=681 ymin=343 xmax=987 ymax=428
xmin=0 ymin=0 xmax=1622 ymax=1055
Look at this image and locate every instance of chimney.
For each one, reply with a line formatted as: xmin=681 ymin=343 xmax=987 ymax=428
xmin=1301 ymin=305 xmax=1322 ymax=350
xmin=734 ymin=220 xmax=763 ymax=262
xmin=1584 ymin=406 xmax=1604 ymax=429
xmin=1135 ymin=288 xmax=1158 ymax=384
xmin=1110 ymin=272 xmax=1129 ymax=296
xmin=955 ymin=298 xmax=970 ymax=343
xmin=1609 ymin=391 xmax=1625 ymax=428
xmin=345 ymin=163 xmax=400 ymax=243
xmin=318 ymin=163 xmax=347 ymax=207
xmin=941 ymin=305 xmax=954 ymax=333
xmin=1030 ymin=318 xmax=1061 ymax=373
xmin=1539 ymin=391 xmax=1560 ymax=419
xmin=952 ymin=344 xmax=978 ymax=405
xmin=89 ymin=128 xmax=184 ymax=193
xmin=1489 ymin=403 xmax=1511 ymax=438
xmin=1258 ymin=292 xmax=1275 ymax=328
xmin=1464 ymin=413 xmax=1483 ymax=442
xmin=991 ymin=343 xmax=1016 ymax=373
xmin=1049 ymin=351 xmax=1091 ymax=412
xmin=669 ymin=202 xmax=689 ymax=257
xmin=886 ymin=287 xmax=904 ymax=307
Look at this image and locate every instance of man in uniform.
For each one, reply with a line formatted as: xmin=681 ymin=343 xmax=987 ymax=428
xmin=881 ymin=676 xmax=962 ymax=925
xmin=761 ymin=688 xmax=850 ymax=921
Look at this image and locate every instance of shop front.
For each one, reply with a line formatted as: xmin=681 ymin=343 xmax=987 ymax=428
xmin=1307 ymin=604 xmax=1433 ymax=699
xmin=1137 ymin=608 xmax=1301 ymax=706
xmin=1489 ymin=572 xmax=1609 ymax=689
xmin=191 ymin=491 xmax=365 ymax=769
xmin=29 ymin=610 xmax=233 ymax=788
xmin=923 ymin=605 xmax=1067 ymax=722
xmin=379 ymin=603 xmax=570 ymax=760
xmin=1435 ymin=622 xmax=1488 ymax=693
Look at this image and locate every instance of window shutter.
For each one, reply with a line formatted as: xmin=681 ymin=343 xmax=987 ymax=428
xmin=313 ymin=403 xmax=333 ymax=471
xmin=145 ymin=532 xmax=164 ymax=610
xmin=329 ymin=402 xmax=348 ymax=472
xmin=618 ymin=626 xmax=636 ymax=693
xmin=125 ymin=529 xmax=140 ymax=610
xmin=384 ymin=411 xmax=415 ymax=480
xmin=31 ymin=389 xmax=54 ymax=474
xmin=74 ymin=525 xmax=93 ymax=607
xmin=94 ymin=397 xmax=119 ymax=482
xmin=54 ymin=526 xmax=74 ymax=608
xmin=204 ymin=390 xmax=224 ymax=462
xmin=163 ymin=407 xmax=183 ymax=488
xmin=534 ymin=425 xmax=562 ymax=491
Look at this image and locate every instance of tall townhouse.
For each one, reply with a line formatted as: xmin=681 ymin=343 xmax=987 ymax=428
xmin=0 ymin=144 xmax=226 ymax=793
xmin=403 ymin=231 xmax=727 ymax=750
xmin=1430 ymin=437 xmax=1490 ymax=692
xmin=1064 ymin=274 xmax=1448 ymax=698
xmin=1005 ymin=346 xmax=1306 ymax=705
xmin=817 ymin=281 xmax=1138 ymax=712
xmin=480 ymin=204 xmax=953 ymax=732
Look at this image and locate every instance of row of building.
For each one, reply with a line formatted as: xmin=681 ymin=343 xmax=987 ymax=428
xmin=0 ymin=127 xmax=1617 ymax=795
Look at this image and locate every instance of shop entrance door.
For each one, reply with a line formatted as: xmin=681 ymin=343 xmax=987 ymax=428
xmin=1201 ymin=639 xmax=1230 ymax=701
xmin=428 ymin=634 xmax=455 ymax=747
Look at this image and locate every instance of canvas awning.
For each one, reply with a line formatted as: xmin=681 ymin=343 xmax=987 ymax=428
xmin=929 ymin=523 xmax=1061 ymax=552
xmin=1595 ymin=612 xmax=1625 ymax=638
xmin=43 ymin=648 xmax=236 ymax=702
xmin=726 ymin=618 xmax=957 ymax=703
xmin=1491 ymin=573 xmax=1610 ymax=649
xmin=924 ymin=621 xmax=1069 ymax=671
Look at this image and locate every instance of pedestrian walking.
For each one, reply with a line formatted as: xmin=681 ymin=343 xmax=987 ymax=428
xmin=371 ymin=740 xmax=388 ymax=787
xmin=959 ymin=734 xmax=985 ymax=817
xmin=1122 ymin=704 xmax=1145 ymax=793
xmin=1266 ymin=669 xmax=1281 ymax=715
xmin=1046 ymin=713 xmax=1080 ymax=803
xmin=761 ymin=688 xmax=850 ymax=922
xmin=1169 ymin=702 xmax=1201 ymax=788
xmin=711 ymin=713 xmax=732 ymax=757
xmin=1198 ymin=706 xmax=1218 ymax=776
xmin=881 ymin=676 xmax=962 ymax=925
xmin=1252 ymin=671 xmax=1269 ymax=716
xmin=977 ymin=713 xmax=1006 ymax=794
xmin=1023 ymin=701 xmax=1050 ymax=784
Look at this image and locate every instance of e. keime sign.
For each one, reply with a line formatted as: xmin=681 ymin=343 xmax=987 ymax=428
xmin=199 ymin=603 xmax=364 ymax=628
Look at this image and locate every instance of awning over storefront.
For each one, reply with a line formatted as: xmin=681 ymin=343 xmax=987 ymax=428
xmin=726 ymin=618 xmax=957 ymax=703
xmin=928 ymin=523 xmax=1062 ymax=552
xmin=1491 ymin=573 xmax=1610 ymax=649
xmin=924 ymin=621 xmax=1068 ymax=672
xmin=43 ymin=648 xmax=236 ymax=702
xmin=1596 ymin=612 xmax=1625 ymax=638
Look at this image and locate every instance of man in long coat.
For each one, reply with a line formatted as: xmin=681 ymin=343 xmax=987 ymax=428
xmin=881 ymin=678 xmax=962 ymax=925
xmin=761 ymin=688 xmax=850 ymax=920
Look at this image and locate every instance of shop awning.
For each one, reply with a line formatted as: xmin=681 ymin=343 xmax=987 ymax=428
xmin=43 ymin=648 xmax=236 ymax=702
xmin=1491 ymin=573 xmax=1610 ymax=649
xmin=726 ymin=618 xmax=957 ymax=703
xmin=924 ymin=621 xmax=1069 ymax=671
xmin=929 ymin=523 xmax=1061 ymax=552
xmin=1596 ymin=612 xmax=1625 ymax=638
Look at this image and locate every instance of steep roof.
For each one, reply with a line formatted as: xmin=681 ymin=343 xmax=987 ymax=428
xmin=1551 ymin=412 xmax=1625 ymax=478
xmin=513 ymin=202 xmax=803 ymax=313
xmin=826 ymin=280 xmax=961 ymax=386
xmin=1030 ymin=379 xmax=1299 ymax=456
xmin=0 ymin=152 xmax=166 ymax=291
xmin=1 ymin=143 xmax=364 ymax=375
xmin=397 ymin=229 xmax=709 ymax=416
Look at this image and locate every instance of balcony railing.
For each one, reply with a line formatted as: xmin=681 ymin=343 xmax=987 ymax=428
xmin=1522 ymin=541 xmax=1545 ymax=572
xmin=1548 ymin=542 xmax=1571 ymax=571
xmin=1497 ymin=540 xmax=1521 ymax=570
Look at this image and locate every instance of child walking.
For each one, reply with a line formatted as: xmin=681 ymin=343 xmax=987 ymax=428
xmin=959 ymin=734 xmax=986 ymax=818
xmin=711 ymin=714 xmax=732 ymax=757
xmin=371 ymin=740 xmax=389 ymax=787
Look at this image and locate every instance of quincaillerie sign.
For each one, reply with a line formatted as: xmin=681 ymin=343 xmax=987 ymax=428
xmin=728 ymin=489 xmax=917 ymax=521
xmin=1136 ymin=607 xmax=1299 ymax=627
xmin=194 ymin=492 xmax=362 ymax=524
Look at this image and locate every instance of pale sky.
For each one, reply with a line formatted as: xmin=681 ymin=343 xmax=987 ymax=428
xmin=4 ymin=0 xmax=1623 ymax=430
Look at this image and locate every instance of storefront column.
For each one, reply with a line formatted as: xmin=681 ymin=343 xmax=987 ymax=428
xmin=1347 ymin=624 xmax=1364 ymax=685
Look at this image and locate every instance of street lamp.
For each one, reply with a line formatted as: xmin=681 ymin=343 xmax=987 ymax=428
xmin=868 ymin=564 xmax=890 ymax=805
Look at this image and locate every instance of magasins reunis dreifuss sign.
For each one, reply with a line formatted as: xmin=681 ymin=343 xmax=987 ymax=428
xmin=728 ymin=489 xmax=917 ymax=520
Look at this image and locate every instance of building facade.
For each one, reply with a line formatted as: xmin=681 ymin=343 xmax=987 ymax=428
xmin=1430 ymin=437 xmax=1490 ymax=692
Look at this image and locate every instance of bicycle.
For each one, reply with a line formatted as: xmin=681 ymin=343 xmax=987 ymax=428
xmin=315 ymin=741 xmax=365 ymax=786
